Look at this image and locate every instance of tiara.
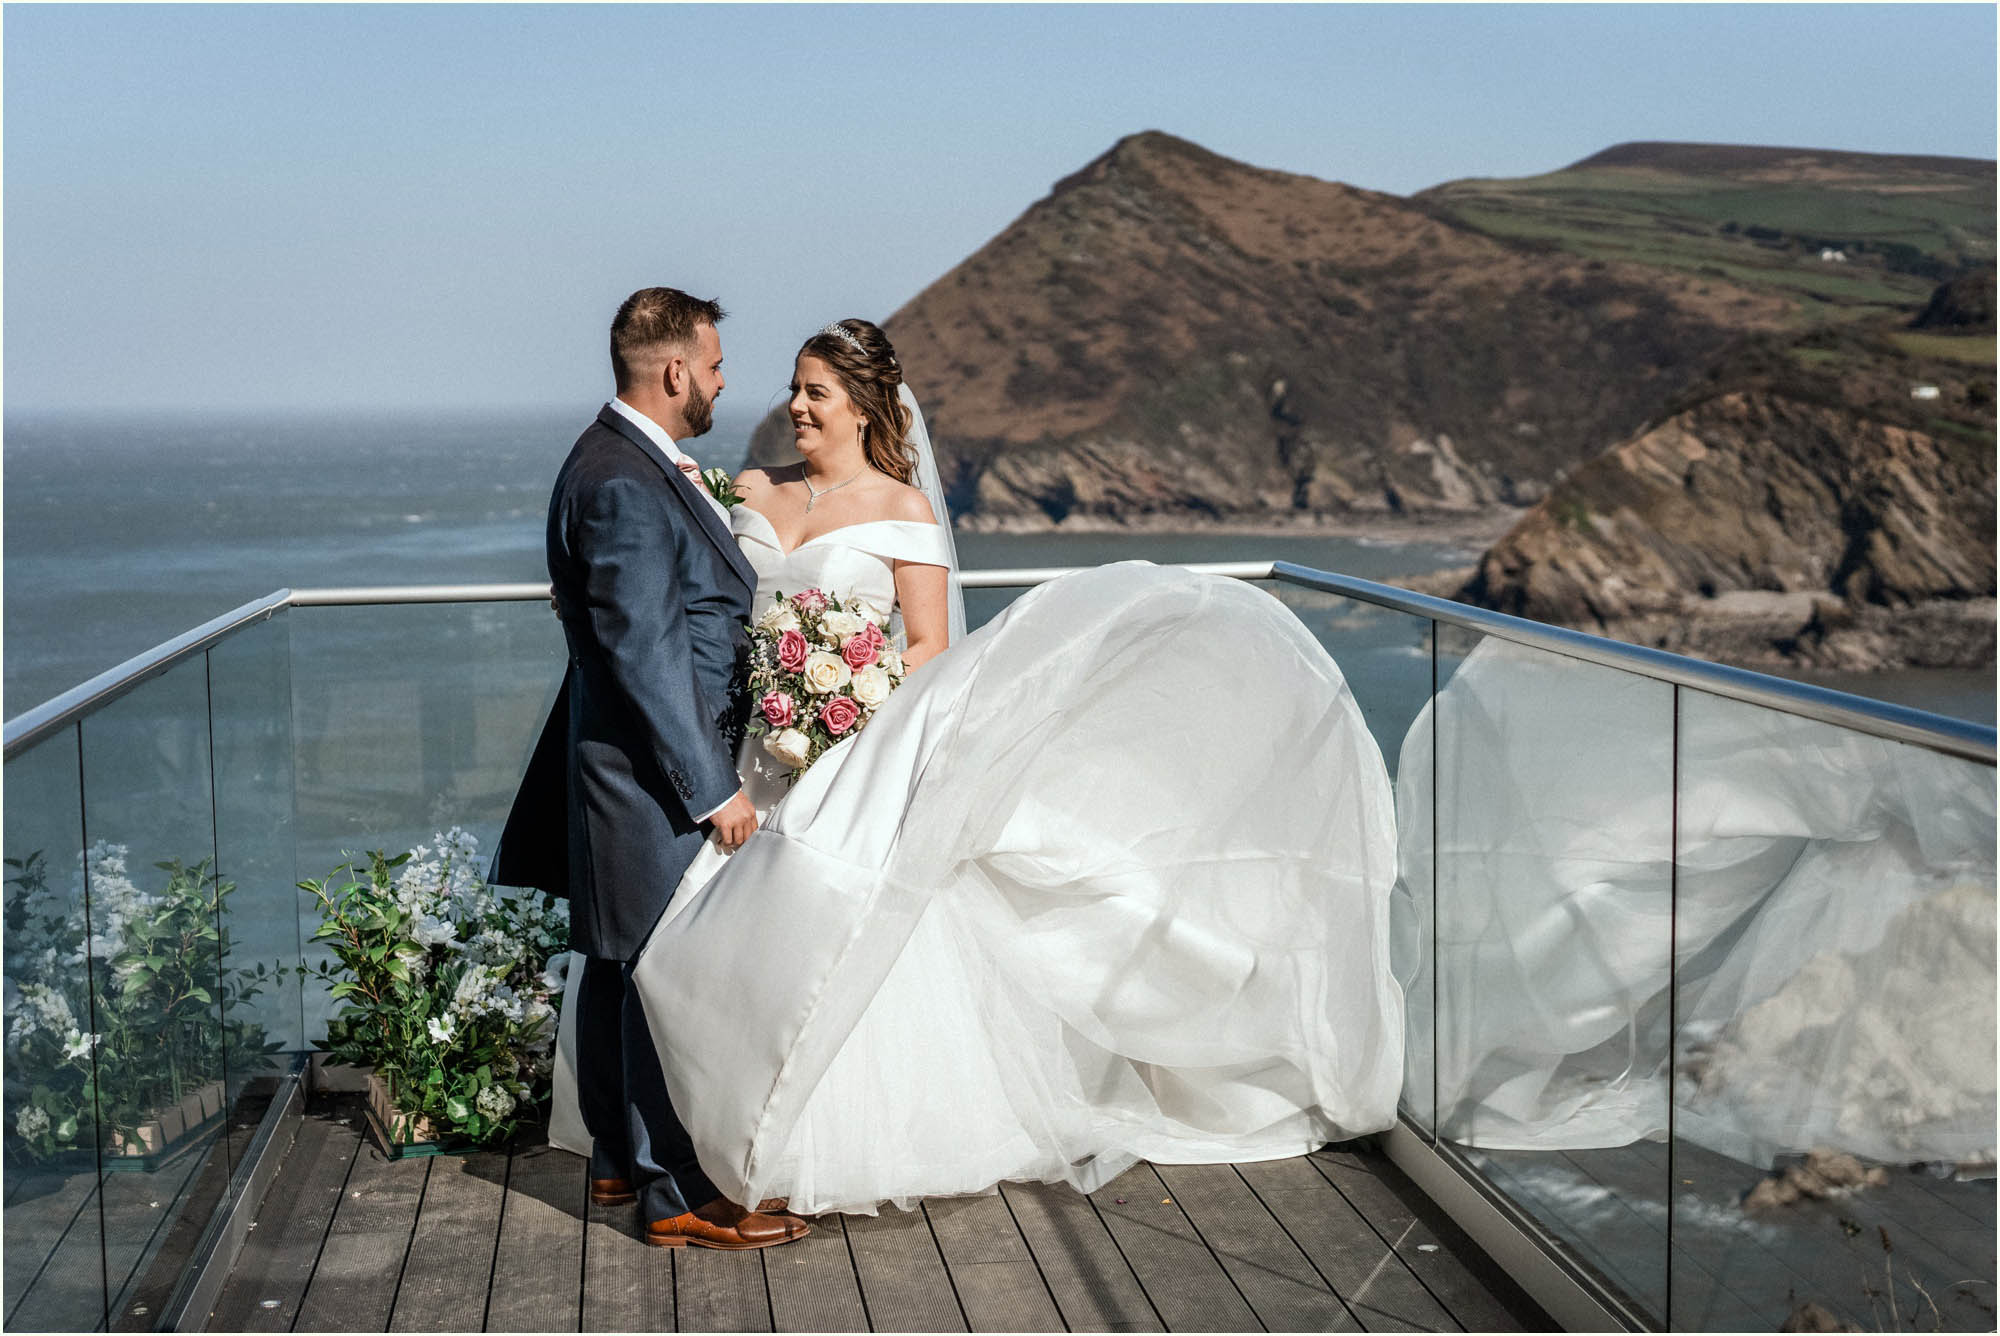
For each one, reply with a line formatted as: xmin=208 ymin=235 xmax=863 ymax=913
xmin=818 ymin=322 xmax=867 ymax=356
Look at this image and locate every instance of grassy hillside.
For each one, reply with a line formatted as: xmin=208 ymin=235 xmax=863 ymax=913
xmin=1417 ymin=142 xmax=1995 ymax=324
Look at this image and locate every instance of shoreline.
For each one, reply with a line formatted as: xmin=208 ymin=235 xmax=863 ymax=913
xmin=953 ymin=507 xmax=1529 ymax=550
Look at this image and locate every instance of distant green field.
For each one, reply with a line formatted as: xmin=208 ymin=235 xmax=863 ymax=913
xmin=1892 ymin=332 xmax=1997 ymax=366
xmin=1422 ymin=153 xmax=1993 ymax=322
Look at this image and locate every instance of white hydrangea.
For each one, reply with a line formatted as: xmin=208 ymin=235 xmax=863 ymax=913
xmin=10 ymin=983 xmax=76 ymax=1041
xmin=16 ymin=1106 xmax=50 ymax=1139
xmin=450 ymin=964 xmax=495 ymax=1019
xmin=411 ymin=915 xmax=457 ymax=949
xmin=474 ymin=1084 xmax=516 ymax=1120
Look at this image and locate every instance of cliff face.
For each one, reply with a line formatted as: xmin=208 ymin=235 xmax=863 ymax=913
xmin=750 ymin=131 xmax=1789 ymax=529
xmin=1459 ymin=334 xmax=1997 ymax=669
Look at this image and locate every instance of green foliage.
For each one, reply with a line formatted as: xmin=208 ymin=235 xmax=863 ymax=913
xmin=301 ymin=829 xmax=568 ymax=1148
xmin=3 ymin=845 xmax=282 ymax=1162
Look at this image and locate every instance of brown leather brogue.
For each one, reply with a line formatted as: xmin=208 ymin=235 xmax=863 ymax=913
xmin=589 ymin=1177 xmax=636 ymax=1206
xmin=645 ymin=1197 xmax=811 ymax=1250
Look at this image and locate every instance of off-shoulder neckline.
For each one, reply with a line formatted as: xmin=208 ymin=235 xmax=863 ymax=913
xmin=733 ymin=505 xmax=940 ymax=558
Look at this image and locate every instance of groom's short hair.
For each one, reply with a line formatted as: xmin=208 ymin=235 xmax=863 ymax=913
xmin=611 ymin=287 xmax=727 ymax=390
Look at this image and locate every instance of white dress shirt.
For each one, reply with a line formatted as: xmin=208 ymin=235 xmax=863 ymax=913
xmin=606 ymin=397 xmax=732 ymax=525
xmin=605 ymin=396 xmax=742 ymax=824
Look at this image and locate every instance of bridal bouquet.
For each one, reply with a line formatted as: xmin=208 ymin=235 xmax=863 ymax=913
xmin=746 ymin=589 xmax=905 ymax=778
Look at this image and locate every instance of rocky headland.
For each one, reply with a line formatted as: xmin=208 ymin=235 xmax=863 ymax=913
xmin=751 ymin=134 xmax=1995 ymax=670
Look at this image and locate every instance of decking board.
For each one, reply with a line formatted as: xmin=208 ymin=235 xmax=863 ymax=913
xmin=484 ymin=1142 xmax=586 ymax=1332
xmin=921 ymin=1194 xmax=1063 ymax=1333
xmin=841 ymin=1206 xmax=967 ymax=1332
xmin=204 ymin=1098 xmax=1554 ymax=1334
xmin=386 ymin=1149 xmax=511 ymax=1331
xmin=999 ymin=1180 xmax=1162 ymax=1332
xmin=1237 ymin=1154 xmax=1453 ymax=1332
xmin=1155 ymin=1161 xmax=1356 ymax=1332
xmin=579 ymin=1197 xmax=676 ymax=1333
xmin=763 ymin=1210 xmax=869 ymax=1333
xmin=207 ymin=1102 xmax=362 ymax=1331
xmin=293 ymin=1136 xmax=430 ymax=1331
xmin=1088 ymin=1163 xmax=1261 ymax=1331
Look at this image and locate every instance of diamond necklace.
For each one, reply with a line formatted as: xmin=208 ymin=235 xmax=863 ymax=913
xmin=802 ymin=466 xmax=865 ymax=512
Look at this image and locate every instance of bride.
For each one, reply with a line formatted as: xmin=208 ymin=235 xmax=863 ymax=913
xmin=552 ymin=318 xmax=1405 ymax=1217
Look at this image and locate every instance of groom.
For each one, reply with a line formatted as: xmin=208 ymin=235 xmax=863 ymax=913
xmin=495 ymin=287 xmax=806 ymax=1251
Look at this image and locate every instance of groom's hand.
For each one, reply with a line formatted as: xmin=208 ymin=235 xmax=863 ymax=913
xmin=709 ymin=791 xmax=758 ymax=852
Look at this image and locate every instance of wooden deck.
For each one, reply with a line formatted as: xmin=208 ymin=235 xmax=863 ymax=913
xmin=204 ymin=1096 xmax=1543 ymax=1332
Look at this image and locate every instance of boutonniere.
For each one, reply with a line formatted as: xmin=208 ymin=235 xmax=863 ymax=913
xmin=701 ymin=467 xmax=746 ymax=510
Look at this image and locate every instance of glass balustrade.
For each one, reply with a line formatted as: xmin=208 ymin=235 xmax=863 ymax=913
xmin=3 ymin=569 xmax=1991 ymax=1331
xmin=4 ymin=727 xmax=106 ymax=1333
xmin=1269 ymin=582 xmax=1438 ymax=1138
xmin=1669 ymin=689 xmax=1998 ymax=1332
xmin=287 ymin=599 xmax=565 ymax=1043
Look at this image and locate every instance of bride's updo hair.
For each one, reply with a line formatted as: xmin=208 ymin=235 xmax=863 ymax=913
xmin=800 ymin=319 xmax=916 ymax=485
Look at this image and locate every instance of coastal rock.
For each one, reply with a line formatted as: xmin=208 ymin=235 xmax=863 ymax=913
xmin=1459 ymin=376 xmax=1996 ymax=668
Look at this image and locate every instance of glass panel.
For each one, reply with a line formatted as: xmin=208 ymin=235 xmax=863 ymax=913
xmin=1429 ymin=626 xmax=1674 ymax=1322
xmin=290 ymin=599 xmax=564 ymax=1040
xmin=1271 ymin=580 xmax=1437 ymax=1137
xmin=75 ymin=660 xmax=226 ymax=1326
xmin=1671 ymin=691 xmax=1997 ymax=1331
xmin=3 ymin=727 xmax=109 ymax=1332
xmin=207 ymin=615 xmax=303 ymax=1065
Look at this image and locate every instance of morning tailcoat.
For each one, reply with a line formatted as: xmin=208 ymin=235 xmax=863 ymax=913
xmin=494 ymin=406 xmax=754 ymax=961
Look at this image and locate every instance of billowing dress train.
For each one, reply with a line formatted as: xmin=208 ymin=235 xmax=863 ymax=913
xmin=553 ymin=505 xmax=1404 ymax=1215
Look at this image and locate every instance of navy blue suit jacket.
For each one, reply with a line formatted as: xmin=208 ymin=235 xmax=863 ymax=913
xmin=494 ymin=407 xmax=756 ymax=960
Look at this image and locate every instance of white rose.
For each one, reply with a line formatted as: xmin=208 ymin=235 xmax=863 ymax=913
xmin=819 ymin=609 xmax=865 ymax=641
xmin=757 ymin=603 xmax=801 ymax=633
xmin=851 ymin=665 xmax=892 ymax=707
xmin=764 ymin=728 xmax=812 ymax=768
xmin=801 ymin=650 xmax=852 ymax=695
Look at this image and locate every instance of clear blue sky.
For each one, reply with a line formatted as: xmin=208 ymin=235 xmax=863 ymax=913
xmin=5 ymin=3 xmax=1994 ymax=416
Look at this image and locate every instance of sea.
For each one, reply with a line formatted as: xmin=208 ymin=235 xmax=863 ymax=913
xmin=6 ymin=406 xmax=1993 ymax=725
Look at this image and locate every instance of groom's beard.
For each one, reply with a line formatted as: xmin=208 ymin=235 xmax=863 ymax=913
xmin=682 ymin=381 xmax=714 ymax=439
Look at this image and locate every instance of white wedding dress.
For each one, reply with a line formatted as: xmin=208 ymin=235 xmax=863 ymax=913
xmin=551 ymin=504 xmax=1404 ymax=1215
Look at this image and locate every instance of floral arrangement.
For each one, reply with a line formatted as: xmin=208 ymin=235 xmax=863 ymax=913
xmin=300 ymin=828 xmax=567 ymax=1148
xmin=701 ymin=467 xmax=745 ymax=510
xmin=747 ymin=588 xmax=906 ymax=777
xmin=3 ymin=845 xmax=282 ymax=1163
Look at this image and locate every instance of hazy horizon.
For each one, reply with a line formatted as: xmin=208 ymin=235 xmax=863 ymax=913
xmin=6 ymin=4 xmax=1994 ymax=418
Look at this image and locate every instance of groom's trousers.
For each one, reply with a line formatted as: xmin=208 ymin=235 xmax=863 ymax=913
xmin=575 ymin=955 xmax=718 ymax=1221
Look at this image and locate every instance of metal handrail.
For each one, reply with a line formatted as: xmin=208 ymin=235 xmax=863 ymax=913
xmin=2 ymin=590 xmax=293 ymax=758
xmin=1273 ymin=562 xmax=1996 ymax=765
xmin=4 ymin=565 xmax=1992 ymax=766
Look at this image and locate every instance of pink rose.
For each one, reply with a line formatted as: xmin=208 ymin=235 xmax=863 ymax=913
xmin=862 ymin=621 xmax=886 ymax=650
xmin=818 ymin=695 xmax=861 ymax=735
xmin=759 ymin=691 xmax=796 ymax=728
xmin=840 ymin=633 xmax=878 ymax=670
xmin=776 ymin=629 xmax=809 ymax=673
xmin=792 ymin=588 xmax=829 ymax=613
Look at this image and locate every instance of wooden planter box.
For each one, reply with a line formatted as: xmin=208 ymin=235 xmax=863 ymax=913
xmin=363 ymin=1071 xmax=462 ymax=1160
xmin=103 ymin=1079 xmax=227 ymax=1173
